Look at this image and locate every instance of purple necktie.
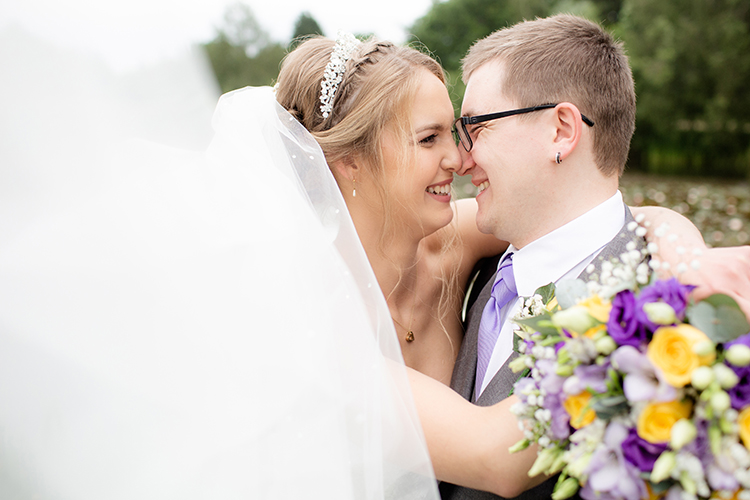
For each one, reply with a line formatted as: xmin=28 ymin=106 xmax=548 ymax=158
xmin=475 ymin=254 xmax=517 ymax=398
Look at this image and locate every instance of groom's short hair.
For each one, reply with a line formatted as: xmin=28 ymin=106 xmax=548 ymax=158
xmin=462 ymin=14 xmax=635 ymax=177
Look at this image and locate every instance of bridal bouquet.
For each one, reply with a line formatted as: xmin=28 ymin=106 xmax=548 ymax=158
xmin=509 ymin=240 xmax=750 ymax=500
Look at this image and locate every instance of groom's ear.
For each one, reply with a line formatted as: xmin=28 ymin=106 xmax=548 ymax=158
xmin=550 ymin=102 xmax=584 ymax=162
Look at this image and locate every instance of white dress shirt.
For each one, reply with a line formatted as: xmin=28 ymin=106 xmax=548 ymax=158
xmin=476 ymin=190 xmax=627 ymax=396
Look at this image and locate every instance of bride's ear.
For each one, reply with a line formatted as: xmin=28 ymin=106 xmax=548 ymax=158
xmin=331 ymin=157 xmax=360 ymax=182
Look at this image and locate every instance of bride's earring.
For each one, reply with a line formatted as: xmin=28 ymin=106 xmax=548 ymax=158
xmin=555 ymin=152 xmax=562 ymax=164
xmin=352 ymin=177 xmax=357 ymax=197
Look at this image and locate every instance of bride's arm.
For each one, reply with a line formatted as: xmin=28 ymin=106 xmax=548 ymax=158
xmin=407 ymin=367 xmax=547 ymax=497
xmin=631 ymin=206 xmax=750 ymax=316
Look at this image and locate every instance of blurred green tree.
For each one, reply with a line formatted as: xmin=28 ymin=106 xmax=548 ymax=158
xmin=619 ymin=0 xmax=750 ymax=178
xmin=202 ymin=3 xmax=286 ymax=93
xmin=290 ymin=12 xmax=324 ymax=49
xmin=409 ymin=0 xmax=618 ymax=109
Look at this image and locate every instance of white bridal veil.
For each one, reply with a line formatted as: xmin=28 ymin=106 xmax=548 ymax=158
xmin=0 ymin=28 xmax=439 ymax=499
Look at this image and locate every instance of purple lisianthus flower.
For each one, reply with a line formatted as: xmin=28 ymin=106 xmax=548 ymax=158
xmin=725 ymin=333 xmax=750 ymax=409
xmin=563 ymin=362 xmax=610 ymax=395
xmin=580 ymin=422 xmax=647 ymax=500
xmin=636 ymin=278 xmax=696 ymax=332
xmin=608 ymin=290 xmax=647 ymax=347
xmin=621 ymin=427 xmax=667 ymax=472
xmin=611 ymin=345 xmax=676 ymax=402
xmin=706 ymin=461 xmax=740 ymax=492
xmin=545 ymin=391 xmax=571 ymax=440
xmin=533 ymin=359 xmax=571 ymax=440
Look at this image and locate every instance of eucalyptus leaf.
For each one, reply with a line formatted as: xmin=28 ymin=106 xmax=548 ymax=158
xmin=555 ymin=279 xmax=588 ymax=309
xmin=687 ymin=294 xmax=750 ymax=343
xmin=592 ymin=395 xmax=628 ymax=420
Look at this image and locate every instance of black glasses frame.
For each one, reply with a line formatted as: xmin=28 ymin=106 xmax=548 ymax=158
xmin=452 ymin=104 xmax=595 ymax=152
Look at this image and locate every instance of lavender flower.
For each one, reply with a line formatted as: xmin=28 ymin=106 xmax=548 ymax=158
xmin=563 ymin=362 xmax=610 ymax=395
xmin=611 ymin=345 xmax=676 ymax=402
xmin=580 ymin=422 xmax=647 ymax=500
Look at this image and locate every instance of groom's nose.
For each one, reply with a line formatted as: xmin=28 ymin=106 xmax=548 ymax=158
xmin=455 ymin=146 xmax=476 ymax=176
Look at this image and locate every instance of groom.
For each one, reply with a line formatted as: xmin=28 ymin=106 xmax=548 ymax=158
xmin=440 ymin=14 xmax=641 ymax=499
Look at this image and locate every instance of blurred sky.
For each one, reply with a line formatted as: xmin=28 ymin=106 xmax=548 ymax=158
xmin=1 ymin=0 xmax=434 ymax=72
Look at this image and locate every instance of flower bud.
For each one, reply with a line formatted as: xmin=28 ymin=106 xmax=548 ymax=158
xmin=549 ymin=453 xmax=567 ymax=475
xmin=691 ymin=365 xmax=715 ymax=390
xmin=711 ymin=391 xmax=731 ymax=413
xmin=714 ymin=363 xmax=740 ymax=389
xmin=527 ymin=447 xmax=560 ymax=477
xmin=726 ymin=344 xmax=750 ymax=367
xmin=680 ymin=470 xmax=697 ymax=495
xmin=709 ymin=424 xmax=722 ymax=456
xmin=557 ymin=347 xmax=571 ymax=365
xmin=552 ymin=306 xmax=596 ymax=336
xmin=693 ymin=339 xmax=716 ymax=358
xmin=555 ymin=364 xmax=575 ymax=377
xmin=551 ymin=477 xmax=579 ymax=500
xmin=650 ymin=451 xmax=676 ymax=483
xmin=508 ymin=439 xmax=531 ymax=454
xmin=643 ymin=302 xmax=677 ymax=325
xmin=595 ymin=335 xmax=617 ymax=355
xmin=670 ymin=418 xmax=697 ymax=450
xmin=509 ymin=356 xmax=528 ymax=373
xmin=566 ymin=453 xmax=592 ymax=478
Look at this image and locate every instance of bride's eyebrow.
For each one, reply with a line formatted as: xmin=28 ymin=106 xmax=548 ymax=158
xmin=415 ymin=122 xmax=447 ymax=133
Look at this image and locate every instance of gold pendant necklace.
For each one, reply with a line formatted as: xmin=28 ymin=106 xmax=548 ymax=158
xmin=392 ymin=315 xmax=415 ymax=343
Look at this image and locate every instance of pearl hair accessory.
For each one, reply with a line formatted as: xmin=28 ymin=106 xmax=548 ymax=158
xmin=320 ymin=31 xmax=361 ymax=119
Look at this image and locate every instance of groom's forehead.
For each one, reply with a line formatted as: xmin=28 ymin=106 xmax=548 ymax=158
xmin=461 ymin=62 xmax=511 ymax=114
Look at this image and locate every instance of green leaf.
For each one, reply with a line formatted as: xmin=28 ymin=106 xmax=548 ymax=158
xmin=592 ymin=395 xmax=628 ymax=420
xmin=516 ymin=313 xmax=559 ymax=335
xmin=686 ymin=294 xmax=750 ymax=344
xmin=534 ymin=282 xmax=557 ymax=306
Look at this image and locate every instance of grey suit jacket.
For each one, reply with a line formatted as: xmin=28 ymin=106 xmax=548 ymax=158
xmin=439 ymin=205 xmax=643 ymax=500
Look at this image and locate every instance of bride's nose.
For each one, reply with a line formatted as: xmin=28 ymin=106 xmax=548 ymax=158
xmin=440 ymin=143 xmax=462 ymax=173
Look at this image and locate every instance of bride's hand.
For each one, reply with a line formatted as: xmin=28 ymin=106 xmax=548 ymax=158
xmin=681 ymin=245 xmax=750 ymax=318
xmin=631 ymin=206 xmax=750 ymax=318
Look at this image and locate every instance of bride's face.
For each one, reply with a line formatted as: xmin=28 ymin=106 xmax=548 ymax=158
xmin=381 ymin=70 xmax=460 ymax=237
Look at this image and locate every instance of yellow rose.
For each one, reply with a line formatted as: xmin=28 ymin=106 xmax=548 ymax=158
xmin=647 ymin=324 xmax=716 ymax=387
xmin=578 ymin=295 xmax=612 ymax=323
xmin=584 ymin=323 xmax=607 ymax=339
xmin=637 ymin=400 xmax=693 ymax=443
xmin=738 ymin=407 xmax=750 ymax=450
xmin=563 ymin=391 xmax=596 ymax=429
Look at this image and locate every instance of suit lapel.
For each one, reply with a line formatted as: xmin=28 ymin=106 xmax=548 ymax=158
xmin=450 ymin=270 xmax=495 ymax=402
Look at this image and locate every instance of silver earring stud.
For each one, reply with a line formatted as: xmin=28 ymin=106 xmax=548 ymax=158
xmin=555 ymin=152 xmax=562 ymax=164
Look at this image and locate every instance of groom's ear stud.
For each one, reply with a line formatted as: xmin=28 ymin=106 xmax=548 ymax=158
xmin=555 ymin=152 xmax=562 ymax=164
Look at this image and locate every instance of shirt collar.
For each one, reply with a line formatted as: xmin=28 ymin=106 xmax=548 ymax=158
xmin=500 ymin=191 xmax=626 ymax=297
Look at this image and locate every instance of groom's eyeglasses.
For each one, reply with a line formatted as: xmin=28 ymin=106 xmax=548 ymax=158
xmin=452 ymin=104 xmax=595 ymax=152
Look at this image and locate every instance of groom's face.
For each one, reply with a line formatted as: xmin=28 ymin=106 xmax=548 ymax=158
xmin=458 ymin=61 xmax=549 ymax=247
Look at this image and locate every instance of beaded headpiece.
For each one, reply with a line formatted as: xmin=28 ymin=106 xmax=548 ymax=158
xmin=320 ymin=31 xmax=361 ymax=119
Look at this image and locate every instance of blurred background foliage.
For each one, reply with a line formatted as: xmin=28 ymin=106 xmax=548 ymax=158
xmin=201 ymin=0 xmax=749 ymax=245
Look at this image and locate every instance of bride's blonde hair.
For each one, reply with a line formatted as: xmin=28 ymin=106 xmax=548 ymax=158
xmin=276 ymin=36 xmax=462 ymax=350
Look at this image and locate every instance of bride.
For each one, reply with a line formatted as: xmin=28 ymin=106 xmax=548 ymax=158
xmin=1 ymin=27 xmax=747 ymax=499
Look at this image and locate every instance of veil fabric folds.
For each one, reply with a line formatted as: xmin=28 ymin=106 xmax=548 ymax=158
xmin=0 ymin=29 xmax=439 ymax=499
